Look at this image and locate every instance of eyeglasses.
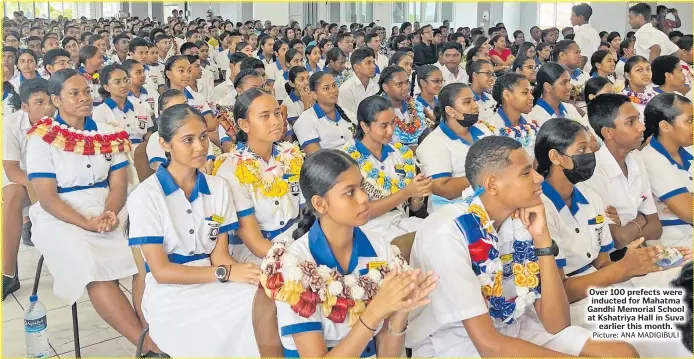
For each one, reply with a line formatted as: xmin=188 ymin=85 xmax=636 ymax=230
xmin=110 ymin=77 xmax=132 ymax=86
xmin=427 ymin=79 xmax=445 ymax=85
xmin=475 ymin=71 xmax=496 ymax=77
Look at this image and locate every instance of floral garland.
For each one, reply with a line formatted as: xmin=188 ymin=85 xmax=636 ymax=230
xmin=484 ymin=121 xmax=539 ymax=151
xmin=569 ymin=69 xmax=589 ymax=102
xmin=454 ymin=187 xmax=541 ymax=324
xmin=343 ymin=142 xmax=416 ymax=199
xmin=259 ymin=237 xmax=410 ymax=325
xmin=212 ymin=142 xmax=303 ymax=198
xmin=393 ymin=97 xmax=433 ymax=145
xmin=623 ymin=87 xmax=657 ymax=105
xmin=334 ymin=69 xmax=354 ymax=88
xmin=27 ymin=117 xmax=132 ymax=155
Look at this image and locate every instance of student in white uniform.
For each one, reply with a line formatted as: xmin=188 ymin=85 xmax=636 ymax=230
xmin=146 ymin=89 xmax=215 ymax=171
xmin=41 ymin=48 xmax=75 ymax=79
xmin=337 ymin=48 xmax=379 ymax=115
xmin=213 ymin=52 xmax=247 ymax=105
xmin=93 ymin=64 xmax=154 ymax=148
xmin=341 ymin=95 xmax=431 ymax=241
xmin=641 ymin=93 xmax=693 ymax=247
xmin=196 ymin=41 xmax=219 ymax=94
xmin=553 ymin=40 xmax=590 ymax=113
xmin=2 ymin=78 xmax=55 ymax=300
xmin=651 ymin=55 xmax=688 ymax=95
xmin=528 ymin=62 xmax=583 ymax=126
xmin=282 ymin=66 xmax=313 ymax=126
xmin=324 ymin=47 xmax=351 ymax=88
xmin=416 ymin=83 xmax=493 ymax=212
xmin=128 ymin=38 xmax=166 ymax=94
xmin=407 ymin=136 xmax=638 ymax=358
xmin=256 ymin=35 xmax=276 ymax=67
xmin=293 ymin=72 xmax=357 ymax=154
xmin=304 ymin=45 xmax=323 ymax=75
xmin=366 ymin=33 xmax=389 ymax=75
xmin=124 ymin=59 xmax=160 ymax=118
xmin=127 ymin=103 xmax=261 ymax=357
xmin=213 ymin=89 xmax=304 ymax=357
xmin=488 ymin=73 xmax=539 ymax=158
xmin=467 ymin=59 xmax=497 ymax=122
xmin=588 ymin=50 xmax=617 ymax=85
xmin=266 ymin=41 xmax=290 ymax=100
xmin=615 ymin=38 xmax=634 ymax=83
xmin=434 ymin=42 xmax=468 ymax=85
xmin=413 ymin=64 xmax=442 ymax=114
xmin=2 ymin=79 xmax=21 ymax=115
xmin=264 ymin=149 xmax=437 ymax=358
xmin=26 ymin=68 xmax=155 ymax=353
xmin=628 ymin=3 xmax=680 ymax=61
xmin=621 ymin=55 xmax=657 ymax=121
xmin=513 ymin=56 xmax=539 ymax=86
xmin=163 ymin=55 xmax=220 ymax=146
xmin=10 ymin=49 xmax=43 ymax=93
xmin=273 ymin=48 xmax=305 ymax=102
xmin=583 ymin=94 xmax=663 ymax=254
xmin=77 ymin=46 xmax=106 ymax=107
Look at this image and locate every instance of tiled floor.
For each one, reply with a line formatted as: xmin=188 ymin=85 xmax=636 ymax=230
xmin=3 ymin=243 xmax=137 ymax=358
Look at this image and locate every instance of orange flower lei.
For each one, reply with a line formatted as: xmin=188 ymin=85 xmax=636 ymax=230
xmin=27 ymin=117 xmax=132 ymax=155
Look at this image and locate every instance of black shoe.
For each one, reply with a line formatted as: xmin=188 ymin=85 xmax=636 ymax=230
xmin=2 ymin=274 xmax=20 ymax=301
xmin=22 ymin=222 xmax=33 ymax=247
xmin=142 ymin=351 xmax=170 ymax=358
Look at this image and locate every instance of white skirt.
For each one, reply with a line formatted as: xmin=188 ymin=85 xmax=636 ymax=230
xmin=361 ymin=209 xmax=423 ymax=242
xmin=230 ymin=223 xmax=297 ymax=265
xmin=142 ymin=261 xmax=260 ymax=357
xmin=28 ymin=187 xmax=138 ymax=305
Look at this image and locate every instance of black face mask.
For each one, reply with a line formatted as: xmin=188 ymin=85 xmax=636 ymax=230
xmin=561 ymin=152 xmax=596 ymax=184
xmin=457 ymin=113 xmax=479 ymax=128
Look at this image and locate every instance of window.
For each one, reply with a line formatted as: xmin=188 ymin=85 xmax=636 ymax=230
xmin=103 ymin=2 xmax=121 ymax=18
xmin=392 ymin=2 xmax=442 ymax=26
xmin=537 ymin=3 xmax=583 ymax=28
xmin=34 ymin=2 xmax=50 ymax=19
xmin=3 ymin=1 xmax=94 ymax=19
xmin=344 ymin=2 xmax=373 ymax=24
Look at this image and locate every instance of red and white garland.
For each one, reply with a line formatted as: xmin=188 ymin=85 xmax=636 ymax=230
xmin=27 ymin=117 xmax=132 ymax=155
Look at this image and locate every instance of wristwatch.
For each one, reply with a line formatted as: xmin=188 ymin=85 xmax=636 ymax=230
xmin=535 ymin=240 xmax=559 ymax=257
xmin=215 ymin=265 xmax=228 ymax=283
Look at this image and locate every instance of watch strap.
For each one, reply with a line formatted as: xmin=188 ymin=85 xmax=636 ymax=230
xmin=535 ymin=240 xmax=558 ymax=257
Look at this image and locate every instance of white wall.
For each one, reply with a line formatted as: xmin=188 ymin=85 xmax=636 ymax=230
xmin=502 ymin=2 xmax=520 ymax=34
xmin=253 ymin=2 xmax=290 ymax=25
xmin=453 ymin=3 xmax=479 ymax=29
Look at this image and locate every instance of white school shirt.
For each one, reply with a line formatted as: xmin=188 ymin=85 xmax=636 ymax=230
xmin=573 ymin=23 xmax=601 ymax=73
xmin=215 ymin=143 xmax=303 ymax=246
xmin=304 ymin=62 xmax=323 ymax=75
xmin=293 ymin=103 xmax=356 ymax=150
xmin=527 ymin=99 xmax=583 ymax=126
xmin=282 ymin=91 xmax=305 ymax=124
xmin=145 ymin=131 xmax=215 ymax=169
xmin=487 ymin=107 xmax=532 ymax=129
xmin=267 ymin=61 xmax=291 ymax=100
xmin=9 ymin=72 xmax=44 ymax=93
xmin=217 ymin=125 xmax=232 ymax=146
xmin=415 ymin=94 xmax=438 ymax=113
xmin=276 ymin=222 xmax=389 ymax=357
xmin=92 ymin=97 xmax=153 ymax=146
xmin=615 ymin=58 xmax=627 ymax=82
xmin=184 ymin=86 xmax=213 ymax=117
xmin=640 ymin=137 xmax=693 ymax=247
xmin=568 ymin=68 xmax=590 ymax=111
xmin=198 ymin=64 xmax=216 ymax=103
xmin=634 ymin=23 xmax=679 ymax=59
xmin=213 ymin=79 xmax=236 ymax=105
xmin=3 ymin=111 xmax=32 ymax=187
xmin=435 ymin=62 xmax=469 ymax=84
xmin=407 ymin=204 xmax=571 ymax=357
xmin=541 ymin=182 xmax=614 ymax=277
xmin=472 ymin=91 xmax=497 ymax=123
xmin=337 ymin=75 xmax=379 ymax=115
xmin=128 ymin=86 xmax=160 ymax=119
xmin=144 ymin=64 xmax=166 ymax=93
xmin=127 ymin=165 xmax=240 ymax=269
xmin=215 ymin=49 xmax=231 ymax=74
xmin=583 ymin=145 xmax=657 ymax=228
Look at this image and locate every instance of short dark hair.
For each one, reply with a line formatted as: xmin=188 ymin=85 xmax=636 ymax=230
xmin=437 ymin=41 xmax=463 ymax=57
xmin=129 ymin=38 xmax=149 ymax=53
xmin=180 ymin=41 xmax=198 ymax=54
xmin=42 ymin=48 xmax=71 ymax=67
xmin=19 ymin=78 xmax=50 ymax=103
xmin=350 ymin=47 xmax=375 ymax=66
xmin=465 ymin=136 xmax=523 ymax=188
xmin=571 ymin=3 xmax=593 ymax=21
xmin=228 ymin=52 xmax=248 ymax=65
xmin=628 ymin=3 xmax=652 ymax=20
xmin=644 ymin=93 xmax=692 ymax=139
xmin=651 ymin=55 xmax=681 ymax=86
xmin=239 ymin=57 xmax=264 ymax=71
xmin=587 ymin=93 xmax=632 ymax=140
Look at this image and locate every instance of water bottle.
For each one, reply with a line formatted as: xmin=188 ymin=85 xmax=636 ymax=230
xmin=25 ymin=295 xmax=50 ymax=358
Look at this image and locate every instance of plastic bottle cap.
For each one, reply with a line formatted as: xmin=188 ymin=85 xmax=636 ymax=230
xmin=29 ymin=295 xmax=38 ymax=303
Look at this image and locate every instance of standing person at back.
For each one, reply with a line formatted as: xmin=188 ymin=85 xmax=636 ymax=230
xmin=628 ymin=3 xmax=679 ymax=62
xmin=570 ymin=3 xmax=600 ymax=73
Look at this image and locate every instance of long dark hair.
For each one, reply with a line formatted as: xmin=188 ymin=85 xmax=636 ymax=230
xmin=163 ymin=55 xmax=188 ymax=89
xmin=285 ymin=66 xmax=308 ymax=96
xmin=308 ymin=71 xmax=355 ymax=128
xmin=98 ymin=64 xmax=127 ymax=98
xmin=3 ymin=81 xmax=22 ymax=112
xmin=413 ymin=64 xmax=439 ymax=97
xmin=491 ymin=72 xmax=526 ymax=111
xmin=644 ymin=93 xmax=692 ymax=141
xmin=623 ymin=55 xmax=648 ymax=88
xmin=355 ymin=95 xmax=392 ymax=140
xmin=535 ymin=118 xmax=587 ymax=177
xmin=434 ymin=83 xmax=470 ymax=127
xmin=233 ymin=88 xmax=272 ymax=143
xmin=583 ymin=77 xmax=611 ymax=104
xmin=159 ymin=103 xmax=207 ymax=143
xmin=589 ymin=50 xmax=610 ymax=76
xmin=377 ymin=65 xmax=406 ymax=96
xmin=532 ymin=62 xmax=568 ymax=105
xmin=292 ymin=149 xmax=358 ymax=239
xmin=77 ymin=45 xmax=99 ymax=69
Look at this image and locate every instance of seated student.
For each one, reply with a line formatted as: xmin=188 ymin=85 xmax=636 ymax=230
xmin=261 ymin=149 xmax=437 ymax=358
xmin=390 ymin=51 xmax=415 ymax=80
xmin=124 ymin=59 xmax=160 ymax=118
xmin=416 ymin=83 xmax=493 ymax=212
xmin=535 ymin=42 xmax=552 ymax=68
xmin=266 ymin=40 xmax=290 ymax=98
xmin=273 ymin=48 xmax=305 ymax=102
xmin=588 ymin=50 xmax=616 ymax=84
xmin=293 ymin=72 xmax=357 ymax=154
xmin=512 ymin=56 xmax=538 ymax=88
xmin=583 ymin=94 xmax=663 ymax=252
xmin=76 ymin=46 xmax=106 ymax=107
xmin=621 ymin=55 xmax=657 ymax=121
xmin=489 ymin=35 xmax=515 ymax=69
xmin=93 ymin=64 xmax=154 ymax=149
xmin=10 ymin=49 xmax=42 ymax=93
xmin=126 ymin=104 xmax=260 ymax=357
xmin=615 ymin=38 xmax=635 ymax=84
xmin=413 ymin=64 xmax=442 ymax=114
xmin=146 ymin=89 xmax=215 ymax=171
xmin=378 ymin=66 xmax=434 ymax=146
xmin=640 ymin=93 xmax=693 ymax=248
xmin=128 ymin=38 xmax=166 ymax=94
xmin=651 ymin=55 xmax=688 ymax=95
xmin=553 ymin=40 xmax=590 ymax=113
xmin=27 ymin=69 xmax=158 ymax=354
xmin=337 ymin=48 xmax=378 ymax=115
xmin=341 ymin=95 xmax=431 ymax=241
xmin=3 ymin=78 xmax=55 ymax=300
xmin=407 ymin=136 xmax=638 ymax=357
xmin=282 ymin=66 xmax=314 ymax=126
xmin=213 ymin=52 xmax=247 ymax=105
xmin=435 ymin=42 xmax=468 ymax=84
xmin=41 ymin=48 xmax=73 ymax=78
xmin=467 ymin=60 xmax=497 ymax=122
xmin=323 ymin=47 xmax=351 ymax=87
xmin=528 ymin=62 xmax=584 ymax=127
xmin=487 ymin=73 xmax=539 ymax=158
xmin=304 ymin=45 xmax=323 ymax=75
xmin=675 ymin=36 xmax=692 ymax=90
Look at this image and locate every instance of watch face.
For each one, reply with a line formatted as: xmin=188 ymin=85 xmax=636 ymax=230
xmin=215 ymin=266 xmax=226 ymax=279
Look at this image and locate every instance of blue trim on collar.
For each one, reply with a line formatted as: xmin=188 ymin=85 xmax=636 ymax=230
xmin=439 ymin=121 xmax=484 ymax=146
xmin=313 ymin=103 xmax=340 ymax=123
xmin=55 ymin=113 xmax=98 ymax=132
xmin=308 ymin=221 xmax=377 ymax=275
xmin=650 ymin=136 xmax=692 ymax=171
xmin=536 ymin=98 xmax=567 ymax=118
xmin=472 ymin=91 xmax=490 ymax=102
xmin=497 ymin=107 xmax=528 ymax=127
xmin=652 ymin=86 xmax=664 ymax=94
xmin=569 ymin=68 xmax=583 ymax=80
xmin=104 ymin=97 xmax=134 ymax=113
xmin=2 ymin=90 xmax=8 ymax=101
xmin=306 ymin=63 xmax=322 ymax=72
xmin=276 ymin=61 xmax=285 ymax=72
xmin=184 ymin=88 xmax=195 ymax=100
xmin=288 ymin=91 xmax=299 ymax=102
xmin=355 ymin=140 xmax=394 ymax=163
xmin=541 ymin=181 xmax=589 ymax=217
xmin=416 ymin=95 xmax=438 ymax=109
xmin=619 ymin=57 xmax=627 ymax=63
xmin=154 ymin=165 xmax=211 ymax=202
xmin=19 ymin=71 xmax=42 ymax=83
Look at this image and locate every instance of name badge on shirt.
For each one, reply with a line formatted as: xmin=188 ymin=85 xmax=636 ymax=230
xmin=207 ymin=222 xmax=220 ymax=241
xmin=146 ymin=98 xmax=155 ymax=112
xmin=593 ymin=214 xmax=604 ymax=224
xmin=104 ymin=153 xmax=113 ymax=162
xmin=395 ymin=165 xmax=406 ymax=179
xmin=193 ymin=105 xmax=204 ymax=112
xmin=368 ymin=261 xmax=386 ymax=271
xmin=149 ymin=75 xmax=158 ymax=84
xmin=137 ymin=115 xmax=149 ymax=130
xmin=290 ymin=182 xmax=300 ymax=196
xmin=501 ymin=253 xmax=513 ymax=278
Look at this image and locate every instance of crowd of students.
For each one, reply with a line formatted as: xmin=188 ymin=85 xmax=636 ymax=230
xmin=2 ymin=2 xmax=693 ymax=357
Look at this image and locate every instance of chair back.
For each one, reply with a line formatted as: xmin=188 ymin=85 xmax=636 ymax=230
xmin=133 ymin=142 xmax=154 ymax=182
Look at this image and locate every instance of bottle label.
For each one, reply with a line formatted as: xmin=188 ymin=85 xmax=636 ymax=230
xmin=25 ymin=316 xmax=47 ymax=333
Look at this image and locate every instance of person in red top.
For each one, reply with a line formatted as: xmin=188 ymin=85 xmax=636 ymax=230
xmin=489 ymin=35 xmax=515 ymax=70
